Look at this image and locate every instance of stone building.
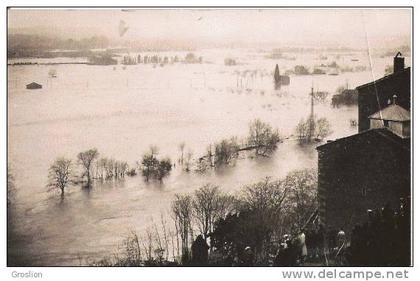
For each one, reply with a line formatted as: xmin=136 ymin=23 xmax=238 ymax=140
xmin=317 ymin=53 xmax=411 ymax=236
xmin=357 ymin=52 xmax=410 ymax=132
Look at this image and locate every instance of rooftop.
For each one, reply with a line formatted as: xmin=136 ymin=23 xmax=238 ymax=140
xmin=356 ymin=67 xmax=410 ymax=92
xmin=369 ymin=102 xmax=410 ymax=122
xmin=317 ymin=127 xmax=410 ymax=152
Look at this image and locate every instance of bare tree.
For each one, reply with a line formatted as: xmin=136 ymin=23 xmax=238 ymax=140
xmin=214 ymin=137 xmax=240 ymax=167
xmin=172 ymin=194 xmax=193 ymax=261
xmin=247 ymin=119 xmax=281 ymax=156
xmin=77 ymin=148 xmax=99 ymax=187
xmin=141 ymin=150 xmax=159 ymax=182
xmin=184 ymin=150 xmax=193 ymax=172
xmin=281 ymin=169 xmax=318 ymax=232
xmin=178 ymin=142 xmax=185 ymax=165
xmin=121 ymin=231 xmax=142 ymax=265
xmin=296 ymin=118 xmax=309 ymax=143
xmin=239 ymin=178 xmax=289 ymax=259
xmin=141 ymin=146 xmax=172 ymax=182
xmin=296 ymin=116 xmax=332 ymax=144
xmin=160 ymin=213 xmax=170 ymax=261
xmin=47 ymin=157 xmax=73 ymax=197
xmin=315 ymin=117 xmax=333 ymax=139
xmin=192 ymin=184 xmax=235 ymax=240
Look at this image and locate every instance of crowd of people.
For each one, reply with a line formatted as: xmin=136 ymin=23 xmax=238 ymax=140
xmin=186 ymin=198 xmax=410 ymax=267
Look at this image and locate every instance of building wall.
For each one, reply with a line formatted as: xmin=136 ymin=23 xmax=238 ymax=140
xmin=357 ymin=68 xmax=410 ymax=132
xmin=403 ymin=122 xmax=410 ymax=137
xmin=388 ymin=121 xmax=403 ymax=136
xmin=370 ymin=119 xmax=384 ymax=129
xmin=317 ymin=132 xmax=410 ymax=237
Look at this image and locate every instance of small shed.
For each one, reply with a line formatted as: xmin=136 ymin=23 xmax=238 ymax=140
xmin=26 ymin=82 xmax=42 ymax=90
xmin=369 ymin=95 xmax=410 ymax=137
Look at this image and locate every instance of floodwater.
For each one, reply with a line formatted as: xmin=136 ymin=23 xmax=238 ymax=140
xmin=7 ymin=48 xmax=403 ymax=265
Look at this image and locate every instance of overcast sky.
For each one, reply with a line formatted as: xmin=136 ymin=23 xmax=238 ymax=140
xmin=8 ymin=9 xmax=411 ymax=48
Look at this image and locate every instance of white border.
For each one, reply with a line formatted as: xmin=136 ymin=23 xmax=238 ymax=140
xmin=1 ymin=1 xmax=418 ymax=281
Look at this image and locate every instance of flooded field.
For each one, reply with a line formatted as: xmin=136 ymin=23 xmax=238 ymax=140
xmin=7 ymin=48 xmax=401 ymax=265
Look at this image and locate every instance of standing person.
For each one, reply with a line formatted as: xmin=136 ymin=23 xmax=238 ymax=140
xmin=191 ymin=235 xmax=209 ymax=266
xmin=241 ymin=246 xmax=254 ymax=266
xmin=337 ymin=228 xmax=346 ymax=248
xmin=336 ymin=228 xmax=346 ymax=265
xmin=298 ymin=229 xmax=308 ymax=264
xmin=284 ymin=239 xmax=296 ymax=266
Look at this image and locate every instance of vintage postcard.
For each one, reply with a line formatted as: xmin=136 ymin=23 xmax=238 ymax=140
xmin=6 ymin=8 xmax=412 ymax=269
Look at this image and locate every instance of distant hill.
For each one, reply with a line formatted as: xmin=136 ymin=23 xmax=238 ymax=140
xmin=8 ymin=34 xmax=110 ymax=58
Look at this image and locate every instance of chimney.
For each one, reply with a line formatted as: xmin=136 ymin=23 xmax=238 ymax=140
xmin=394 ymin=52 xmax=405 ymax=73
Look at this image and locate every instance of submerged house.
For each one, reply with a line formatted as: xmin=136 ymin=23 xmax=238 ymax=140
xmin=317 ymin=53 xmax=411 ymax=237
xmin=26 ymin=82 xmax=42 ymax=89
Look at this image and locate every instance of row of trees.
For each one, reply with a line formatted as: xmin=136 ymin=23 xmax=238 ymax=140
xmin=47 ymin=119 xmax=282 ymax=197
xmin=47 ymin=148 xmax=131 ymax=197
xmin=48 ymin=147 xmax=174 ymax=197
xmin=95 ymin=158 xmax=129 ymax=180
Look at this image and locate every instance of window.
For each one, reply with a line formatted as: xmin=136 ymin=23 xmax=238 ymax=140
xmin=384 ymin=120 xmax=389 ymax=127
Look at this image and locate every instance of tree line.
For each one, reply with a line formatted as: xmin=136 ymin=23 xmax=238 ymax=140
xmin=47 ymin=118 xmax=318 ymax=198
xmin=188 ymin=119 xmax=281 ymax=172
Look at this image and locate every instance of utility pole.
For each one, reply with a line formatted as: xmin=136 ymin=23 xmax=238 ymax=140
xmin=308 ymin=85 xmax=315 ymax=141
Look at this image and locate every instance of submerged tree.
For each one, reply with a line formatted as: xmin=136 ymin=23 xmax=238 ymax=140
xmin=141 ymin=146 xmax=172 ymax=182
xmin=47 ymin=157 xmax=73 ymax=197
xmin=178 ymin=142 xmax=185 ymax=165
xmin=295 ymin=116 xmax=332 ymax=144
xmin=184 ymin=150 xmax=194 ymax=172
xmin=141 ymin=152 xmax=159 ymax=182
xmin=214 ymin=137 xmax=240 ymax=167
xmin=77 ymin=148 xmax=99 ymax=187
xmin=315 ymin=117 xmax=332 ymax=140
xmin=156 ymin=158 xmax=172 ymax=182
xmin=247 ymin=119 xmax=281 ymax=156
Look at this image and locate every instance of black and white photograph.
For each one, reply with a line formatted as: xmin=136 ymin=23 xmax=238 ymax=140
xmin=4 ymin=4 xmax=414 ymax=275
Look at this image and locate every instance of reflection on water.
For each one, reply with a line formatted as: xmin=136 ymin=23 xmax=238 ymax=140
xmin=8 ymin=48 xmax=399 ymax=265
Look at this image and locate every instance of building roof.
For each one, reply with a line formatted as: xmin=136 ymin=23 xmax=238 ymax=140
xmin=26 ymin=82 xmax=42 ymax=87
xmin=369 ymin=103 xmax=410 ymax=122
xmin=317 ymin=127 xmax=410 ymax=152
xmin=356 ymin=67 xmax=410 ymax=92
